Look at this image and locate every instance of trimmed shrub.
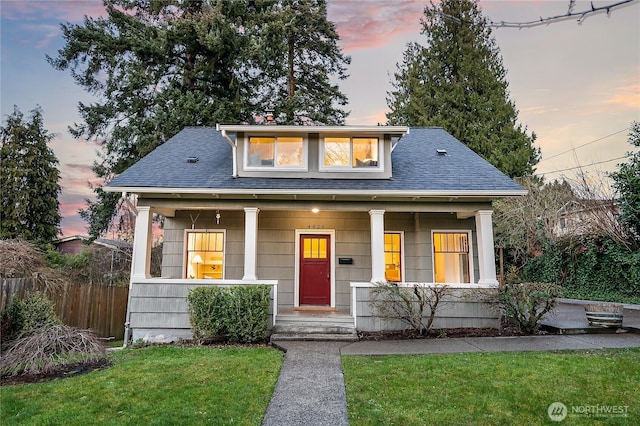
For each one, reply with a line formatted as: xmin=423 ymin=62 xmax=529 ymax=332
xmin=187 ymin=285 xmax=271 ymax=343
xmin=1 ymin=292 xmax=61 ymax=343
xmin=498 ymin=282 xmax=563 ymax=334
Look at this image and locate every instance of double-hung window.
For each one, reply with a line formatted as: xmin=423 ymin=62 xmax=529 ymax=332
xmin=433 ymin=232 xmax=471 ymax=283
xmin=384 ymin=232 xmax=403 ymax=282
xmin=247 ymin=136 xmax=304 ymax=168
xmin=185 ymin=231 xmax=225 ymax=279
xmin=322 ymin=136 xmax=379 ymax=169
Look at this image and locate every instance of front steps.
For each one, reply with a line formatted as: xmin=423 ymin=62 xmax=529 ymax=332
xmin=270 ymin=312 xmax=358 ymax=342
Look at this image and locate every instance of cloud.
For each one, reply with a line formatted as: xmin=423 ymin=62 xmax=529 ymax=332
xmin=328 ymin=0 xmax=424 ymax=52
xmin=1 ymin=1 xmax=107 ymax=23
xmin=348 ymin=107 xmax=389 ymax=126
xmin=2 ymin=1 xmax=107 ymax=49
xmin=603 ymin=82 xmax=640 ymax=110
xmin=58 ymin=191 xmax=89 ymax=237
xmin=520 ymin=105 xmax=547 ymax=116
xmin=19 ymin=23 xmax=63 ymax=48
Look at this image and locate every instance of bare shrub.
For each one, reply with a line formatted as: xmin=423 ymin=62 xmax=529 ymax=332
xmin=369 ymin=282 xmax=451 ymax=335
xmin=498 ymin=282 xmax=563 ymax=334
xmin=0 ymin=239 xmax=65 ymax=291
xmin=0 ymin=325 xmax=107 ymax=377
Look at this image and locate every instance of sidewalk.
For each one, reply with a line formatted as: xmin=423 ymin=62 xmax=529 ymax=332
xmin=340 ymin=332 xmax=640 ymax=355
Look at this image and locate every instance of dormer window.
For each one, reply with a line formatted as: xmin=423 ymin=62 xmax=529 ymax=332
xmin=247 ymin=136 xmax=305 ymax=169
xmin=322 ymin=136 xmax=379 ymax=169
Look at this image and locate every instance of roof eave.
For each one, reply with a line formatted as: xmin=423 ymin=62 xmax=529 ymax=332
xmin=216 ymin=124 xmax=409 ymax=136
xmin=104 ymin=186 xmax=526 ymax=198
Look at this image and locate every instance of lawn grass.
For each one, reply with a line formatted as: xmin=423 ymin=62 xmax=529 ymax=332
xmin=343 ymin=348 xmax=640 ymax=425
xmin=2 ymin=345 xmax=283 ymax=425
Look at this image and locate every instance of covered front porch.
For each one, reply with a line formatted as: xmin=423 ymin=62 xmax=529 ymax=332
xmin=125 ymin=201 xmax=500 ymax=342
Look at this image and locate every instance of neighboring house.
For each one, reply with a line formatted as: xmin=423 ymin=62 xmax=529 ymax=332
xmin=52 ymin=236 xmax=133 ymax=286
xmin=53 ymin=235 xmax=132 ymax=256
xmin=552 ymin=200 xmax=621 ymax=238
xmin=105 ymin=125 xmax=525 ymax=342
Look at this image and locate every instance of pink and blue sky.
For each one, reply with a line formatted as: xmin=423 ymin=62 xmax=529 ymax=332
xmin=1 ymin=0 xmax=639 ymax=237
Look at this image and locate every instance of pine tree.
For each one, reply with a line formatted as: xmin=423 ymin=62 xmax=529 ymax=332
xmin=48 ymin=0 xmax=351 ymax=238
xmin=386 ymin=0 xmax=539 ymax=178
xmin=1 ymin=106 xmax=61 ymax=242
xmin=253 ymin=0 xmax=350 ymax=124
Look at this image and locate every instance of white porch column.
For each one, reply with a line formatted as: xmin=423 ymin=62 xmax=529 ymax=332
xmin=475 ymin=210 xmax=498 ymax=285
xmin=369 ymin=209 xmax=386 ymax=283
xmin=243 ymin=207 xmax=259 ymax=280
xmin=131 ymin=205 xmax=153 ymax=280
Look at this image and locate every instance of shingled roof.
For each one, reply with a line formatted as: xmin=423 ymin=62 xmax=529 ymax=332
xmin=106 ymin=126 xmax=524 ymax=195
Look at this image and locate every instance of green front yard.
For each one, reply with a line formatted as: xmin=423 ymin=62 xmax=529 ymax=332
xmin=1 ymin=346 xmax=283 ymax=426
xmin=343 ymin=348 xmax=640 ymax=425
xmin=2 ymin=345 xmax=639 ymax=425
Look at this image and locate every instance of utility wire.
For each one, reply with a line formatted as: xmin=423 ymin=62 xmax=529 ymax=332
xmin=538 ymin=127 xmax=630 ymax=163
xmin=540 ymin=155 xmax=627 ymax=175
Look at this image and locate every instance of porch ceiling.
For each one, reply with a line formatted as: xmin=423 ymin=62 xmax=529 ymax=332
xmin=135 ymin=191 xmax=505 ymax=217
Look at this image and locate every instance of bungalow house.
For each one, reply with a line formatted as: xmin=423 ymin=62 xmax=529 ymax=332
xmin=105 ymin=125 xmax=525 ymax=342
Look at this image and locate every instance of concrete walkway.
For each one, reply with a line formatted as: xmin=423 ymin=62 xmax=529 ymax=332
xmin=262 ymin=341 xmax=350 ymax=426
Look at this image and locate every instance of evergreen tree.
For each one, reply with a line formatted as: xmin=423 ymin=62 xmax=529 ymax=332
xmin=610 ymin=122 xmax=640 ymax=245
xmin=49 ymin=0 xmax=351 ymax=238
xmin=386 ymin=0 xmax=539 ymax=178
xmin=0 ymin=106 xmax=61 ymax=242
xmin=253 ymin=0 xmax=350 ymax=124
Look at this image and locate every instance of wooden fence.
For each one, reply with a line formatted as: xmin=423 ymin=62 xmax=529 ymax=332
xmin=1 ymin=275 xmax=129 ymax=340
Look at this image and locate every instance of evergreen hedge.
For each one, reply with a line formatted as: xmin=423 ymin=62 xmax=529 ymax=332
xmin=187 ymin=285 xmax=271 ymax=343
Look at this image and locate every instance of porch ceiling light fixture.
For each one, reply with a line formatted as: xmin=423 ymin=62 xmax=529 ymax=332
xmin=311 ymin=208 xmax=320 ymax=213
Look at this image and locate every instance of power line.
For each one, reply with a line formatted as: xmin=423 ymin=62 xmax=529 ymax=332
xmin=538 ymin=127 xmax=630 ymax=163
xmin=539 ymin=155 xmax=627 ymax=175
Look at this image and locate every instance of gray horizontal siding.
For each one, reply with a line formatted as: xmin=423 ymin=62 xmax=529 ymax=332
xmin=128 ymin=281 xmax=275 ymax=342
xmin=353 ymin=285 xmax=499 ymax=332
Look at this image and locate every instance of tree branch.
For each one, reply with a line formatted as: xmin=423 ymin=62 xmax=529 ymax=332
xmin=487 ymin=0 xmax=638 ymax=29
xmin=436 ymin=0 xmax=638 ymax=29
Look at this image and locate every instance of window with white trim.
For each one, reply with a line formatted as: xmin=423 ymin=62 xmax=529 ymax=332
xmin=384 ymin=232 xmax=402 ymax=282
xmin=322 ymin=136 xmax=379 ymax=168
xmin=246 ymin=136 xmax=304 ymax=168
xmin=185 ymin=231 xmax=225 ymax=279
xmin=433 ymin=232 xmax=470 ymax=283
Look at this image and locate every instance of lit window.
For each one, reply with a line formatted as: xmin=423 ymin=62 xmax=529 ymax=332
xmin=186 ymin=231 xmax=225 ymax=279
xmin=323 ymin=137 xmax=379 ymax=168
xmin=384 ymin=232 xmax=402 ymax=282
xmin=303 ymin=237 xmax=327 ymax=259
xmin=248 ymin=136 xmax=303 ymax=168
xmin=433 ymin=232 xmax=470 ymax=283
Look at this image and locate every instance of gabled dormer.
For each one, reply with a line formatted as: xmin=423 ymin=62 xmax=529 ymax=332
xmin=216 ymin=125 xmax=409 ymax=179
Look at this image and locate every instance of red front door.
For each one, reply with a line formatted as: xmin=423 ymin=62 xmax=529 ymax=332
xmin=299 ymin=235 xmax=331 ymax=306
